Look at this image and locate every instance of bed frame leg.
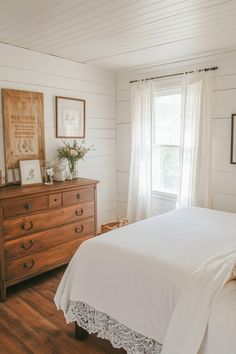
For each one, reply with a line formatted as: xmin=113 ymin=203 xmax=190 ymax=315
xmin=75 ymin=322 xmax=88 ymax=341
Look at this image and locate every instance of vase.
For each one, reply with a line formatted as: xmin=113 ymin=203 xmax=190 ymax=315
xmin=68 ymin=160 xmax=79 ymax=180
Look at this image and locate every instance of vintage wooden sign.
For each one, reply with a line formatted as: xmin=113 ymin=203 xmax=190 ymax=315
xmin=2 ymin=89 xmax=45 ymax=177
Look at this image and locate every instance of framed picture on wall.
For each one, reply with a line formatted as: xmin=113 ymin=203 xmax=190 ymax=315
xmin=56 ymin=96 xmax=86 ymax=138
xmin=2 ymin=88 xmax=45 ymax=185
xmin=19 ymin=160 xmax=42 ymax=186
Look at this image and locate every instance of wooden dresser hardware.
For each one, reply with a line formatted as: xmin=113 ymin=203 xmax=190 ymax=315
xmin=22 ymin=221 xmax=34 ymax=231
xmin=23 ymin=259 xmax=35 ymax=269
xmin=21 ymin=240 xmax=34 ymax=250
xmin=0 ymin=179 xmax=99 ymax=301
xmin=75 ymin=225 xmax=84 ymax=233
xmin=24 ymin=203 xmax=32 ymax=210
xmin=75 ymin=208 xmax=83 ymax=216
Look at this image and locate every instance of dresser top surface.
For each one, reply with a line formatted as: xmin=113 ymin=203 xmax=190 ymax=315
xmin=0 ymin=178 xmax=99 ymax=201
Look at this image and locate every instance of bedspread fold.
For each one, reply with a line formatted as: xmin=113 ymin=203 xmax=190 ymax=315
xmin=162 ymin=249 xmax=236 ymax=354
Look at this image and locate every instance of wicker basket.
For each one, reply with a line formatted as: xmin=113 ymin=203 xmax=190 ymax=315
xmin=101 ymin=221 xmax=120 ymax=234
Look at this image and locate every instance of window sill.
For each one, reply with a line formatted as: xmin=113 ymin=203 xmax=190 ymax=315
xmin=152 ymin=190 xmax=178 ymax=202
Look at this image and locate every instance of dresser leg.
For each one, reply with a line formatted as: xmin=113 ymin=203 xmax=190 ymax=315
xmin=75 ymin=322 xmax=88 ymax=340
xmin=0 ymin=283 xmax=6 ymax=302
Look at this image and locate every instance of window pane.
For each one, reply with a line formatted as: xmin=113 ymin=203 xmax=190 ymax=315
xmin=153 ymin=93 xmax=181 ymax=146
xmin=152 ymin=144 xmax=181 ymax=194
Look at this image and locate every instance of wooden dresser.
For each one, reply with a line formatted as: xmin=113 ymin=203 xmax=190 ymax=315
xmin=0 ymin=178 xmax=98 ymax=301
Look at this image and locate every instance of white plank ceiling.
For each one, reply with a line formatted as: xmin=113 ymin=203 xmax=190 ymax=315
xmin=0 ymin=0 xmax=236 ymax=71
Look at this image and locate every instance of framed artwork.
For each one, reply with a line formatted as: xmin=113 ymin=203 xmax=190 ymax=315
xmin=56 ymin=96 xmax=85 ymax=138
xmin=19 ymin=160 xmax=42 ymax=186
xmin=2 ymin=89 xmax=45 ymax=184
xmin=231 ymin=113 xmax=236 ymax=164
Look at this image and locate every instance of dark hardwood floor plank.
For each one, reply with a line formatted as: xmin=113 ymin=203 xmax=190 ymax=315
xmin=0 ymin=320 xmax=28 ymax=354
xmin=0 ymin=303 xmax=54 ymax=354
xmin=0 ymin=267 xmax=126 ymax=354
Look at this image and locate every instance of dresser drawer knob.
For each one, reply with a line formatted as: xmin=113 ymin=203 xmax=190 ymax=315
xmin=75 ymin=225 xmax=84 ymax=233
xmin=22 ymin=221 xmax=34 ymax=231
xmin=24 ymin=203 xmax=32 ymax=210
xmin=21 ymin=240 xmax=34 ymax=250
xmin=23 ymin=259 xmax=35 ymax=270
xmin=75 ymin=208 xmax=83 ymax=216
xmin=76 ymin=193 xmax=81 ymax=200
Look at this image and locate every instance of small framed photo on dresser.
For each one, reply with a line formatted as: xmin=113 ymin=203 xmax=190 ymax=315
xmin=56 ymin=96 xmax=86 ymax=138
xmin=19 ymin=160 xmax=42 ymax=186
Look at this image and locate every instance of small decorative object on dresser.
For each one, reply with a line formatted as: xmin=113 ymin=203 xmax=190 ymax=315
xmin=53 ymin=161 xmax=67 ymax=182
xmin=43 ymin=161 xmax=54 ymax=185
xmin=0 ymin=178 xmax=99 ymax=301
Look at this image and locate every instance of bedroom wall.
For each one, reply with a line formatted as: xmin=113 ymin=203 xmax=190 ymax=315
xmin=0 ymin=43 xmax=116 ymax=228
xmin=116 ymin=51 xmax=236 ymax=217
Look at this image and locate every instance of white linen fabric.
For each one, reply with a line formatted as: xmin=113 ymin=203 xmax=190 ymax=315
xmin=55 ymin=207 xmax=236 ymax=354
xmin=178 ymin=72 xmax=213 ymax=208
xmin=127 ymin=81 xmax=154 ymax=223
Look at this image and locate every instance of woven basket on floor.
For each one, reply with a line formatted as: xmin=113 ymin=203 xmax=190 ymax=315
xmin=101 ymin=221 xmax=120 ymax=233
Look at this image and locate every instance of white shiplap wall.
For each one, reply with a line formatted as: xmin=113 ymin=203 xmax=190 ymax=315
xmin=116 ymin=51 xmax=236 ymax=217
xmin=0 ymin=43 xmax=116 ymax=228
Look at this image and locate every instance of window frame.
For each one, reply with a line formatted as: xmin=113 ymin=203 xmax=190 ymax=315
xmin=152 ymin=87 xmax=182 ymax=197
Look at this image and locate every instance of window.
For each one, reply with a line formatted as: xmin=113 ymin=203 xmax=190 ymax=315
xmin=152 ymin=89 xmax=182 ymax=195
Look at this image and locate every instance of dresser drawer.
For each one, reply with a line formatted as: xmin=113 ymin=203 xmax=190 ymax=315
xmin=63 ymin=187 xmax=94 ymax=206
xmin=6 ymin=238 xmax=90 ymax=283
xmin=49 ymin=193 xmax=62 ymax=208
xmin=3 ymin=196 xmax=48 ymax=218
xmin=4 ymin=201 xmax=95 ymax=239
xmin=5 ymin=217 xmax=95 ymax=260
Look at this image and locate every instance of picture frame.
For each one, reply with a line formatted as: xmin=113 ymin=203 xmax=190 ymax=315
xmin=56 ymin=96 xmax=86 ymax=138
xmin=2 ymin=89 xmax=45 ymax=185
xmin=6 ymin=168 xmax=20 ymax=184
xmin=19 ymin=160 xmax=42 ymax=186
xmin=230 ymin=113 xmax=236 ymax=164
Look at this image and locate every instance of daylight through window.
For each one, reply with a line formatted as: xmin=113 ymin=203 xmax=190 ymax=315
xmin=152 ymin=90 xmax=182 ymax=195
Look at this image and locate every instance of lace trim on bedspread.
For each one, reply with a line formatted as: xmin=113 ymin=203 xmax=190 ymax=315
xmin=67 ymin=301 xmax=163 ymax=354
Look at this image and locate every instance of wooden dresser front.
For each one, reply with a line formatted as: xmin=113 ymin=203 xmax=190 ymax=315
xmin=0 ymin=178 xmax=99 ymax=301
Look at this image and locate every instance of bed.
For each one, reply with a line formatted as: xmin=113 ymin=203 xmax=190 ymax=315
xmin=54 ymin=207 xmax=236 ymax=354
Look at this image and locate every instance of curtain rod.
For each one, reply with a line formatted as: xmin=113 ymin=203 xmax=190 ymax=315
xmin=129 ymin=66 xmax=218 ymax=84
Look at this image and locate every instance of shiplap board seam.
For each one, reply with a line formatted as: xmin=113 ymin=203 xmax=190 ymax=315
xmin=213 ymin=191 xmax=236 ymax=197
xmin=0 ymin=78 xmax=115 ymax=98
xmin=212 ymin=116 xmax=230 ymax=120
xmin=87 ymin=127 xmax=115 ymax=132
xmin=213 ymin=87 xmax=236 ymax=92
xmin=0 ymin=63 xmax=112 ymax=85
xmin=213 ymin=169 xmax=236 ymax=174
xmin=117 ymin=200 xmax=128 ymax=204
xmin=96 ymin=138 xmax=115 ymax=140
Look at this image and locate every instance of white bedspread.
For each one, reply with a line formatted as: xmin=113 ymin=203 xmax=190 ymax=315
xmin=55 ymin=207 xmax=236 ymax=354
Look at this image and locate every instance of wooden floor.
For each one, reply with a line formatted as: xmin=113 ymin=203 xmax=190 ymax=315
xmin=0 ymin=266 xmax=126 ymax=354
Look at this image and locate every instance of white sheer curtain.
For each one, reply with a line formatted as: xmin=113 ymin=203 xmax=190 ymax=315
xmin=178 ymin=71 xmax=213 ymax=208
xmin=127 ymin=81 xmax=153 ymax=223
